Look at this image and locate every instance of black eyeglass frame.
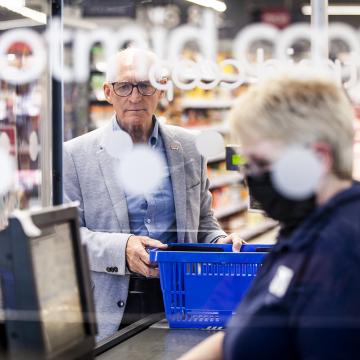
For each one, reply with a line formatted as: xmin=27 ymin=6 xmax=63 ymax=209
xmin=110 ymin=81 xmax=157 ymax=97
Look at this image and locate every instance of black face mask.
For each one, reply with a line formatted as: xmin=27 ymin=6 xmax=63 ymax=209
xmin=246 ymin=171 xmax=316 ymax=236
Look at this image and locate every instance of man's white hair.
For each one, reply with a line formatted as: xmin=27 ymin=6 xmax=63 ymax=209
xmin=105 ymin=48 xmax=159 ymax=83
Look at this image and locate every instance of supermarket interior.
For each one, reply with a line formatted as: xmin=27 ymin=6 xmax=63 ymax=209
xmin=1 ymin=0 xmax=360 ymax=359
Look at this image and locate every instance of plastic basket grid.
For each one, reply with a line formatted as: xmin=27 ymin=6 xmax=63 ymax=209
xmin=151 ymin=243 xmax=270 ymax=329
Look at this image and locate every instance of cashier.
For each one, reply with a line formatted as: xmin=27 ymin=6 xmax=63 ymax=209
xmin=63 ymin=47 xmax=244 ymax=340
xmin=179 ymin=73 xmax=360 ymax=359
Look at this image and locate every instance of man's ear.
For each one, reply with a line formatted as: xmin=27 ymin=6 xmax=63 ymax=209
xmin=311 ymin=142 xmax=333 ymax=174
xmin=103 ymin=83 xmax=113 ymax=104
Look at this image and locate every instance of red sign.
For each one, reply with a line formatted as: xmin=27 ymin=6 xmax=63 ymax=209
xmin=0 ymin=126 xmax=17 ymax=157
xmin=261 ymin=8 xmax=291 ymax=29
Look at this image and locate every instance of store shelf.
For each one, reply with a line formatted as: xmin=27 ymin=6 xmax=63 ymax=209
xmin=238 ymin=219 xmax=279 ymax=242
xmin=209 ymin=172 xmax=243 ymax=190
xmin=222 ymin=74 xmax=240 ymax=83
xmin=207 ymin=153 xmax=226 ymax=163
xmin=90 ymin=68 xmax=105 ymax=73
xmin=181 ymin=99 xmax=234 ymax=109
xmin=214 ymin=202 xmax=248 ymax=219
xmin=185 ymin=123 xmax=229 ymax=134
xmin=89 ymin=95 xmax=110 ymax=105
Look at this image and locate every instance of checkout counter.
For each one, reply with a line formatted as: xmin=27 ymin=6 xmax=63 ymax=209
xmin=0 ymin=204 xmax=217 ymax=360
xmin=94 ymin=233 xmax=276 ymax=360
xmin=95 ymin=316 xmax=217 ymax=360
xmin=0 ymin=202 xmax=276 ymax=359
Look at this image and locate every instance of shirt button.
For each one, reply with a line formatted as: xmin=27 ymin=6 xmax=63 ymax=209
xmin=117 ymin=300 xmax=125 ymax=308
xmin=146 ymin=218 xmax=151 ymax=224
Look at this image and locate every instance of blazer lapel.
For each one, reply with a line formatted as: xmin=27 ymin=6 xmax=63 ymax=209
xmin=160 ymin=125 xmax=187 ymax=243
xmin=96 ymin=120 xmax=131 ymax=233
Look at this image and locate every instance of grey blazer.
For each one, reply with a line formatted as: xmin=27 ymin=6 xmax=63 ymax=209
xmin=63 ymin=116 xmax=226 ymax=340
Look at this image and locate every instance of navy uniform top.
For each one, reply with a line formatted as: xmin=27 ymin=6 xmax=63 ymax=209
xmin=223 ymin=182 xmax=360 ymax=360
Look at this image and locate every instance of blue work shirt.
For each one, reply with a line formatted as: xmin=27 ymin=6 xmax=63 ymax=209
xmin=224 ymin=182 xmax=360 ymax=359
xmin=113 ymin=117 xmax=177 ymax=244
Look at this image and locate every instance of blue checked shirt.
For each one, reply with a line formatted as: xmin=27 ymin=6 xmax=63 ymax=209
xmin=113 ymin=117 xmax=177 ymax=243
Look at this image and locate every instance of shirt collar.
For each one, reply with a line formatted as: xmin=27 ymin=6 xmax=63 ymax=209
xmin=149 ymin=116 xmax=159 ymax=147
xmin=112 ymin=115 xmax=159 ymax=148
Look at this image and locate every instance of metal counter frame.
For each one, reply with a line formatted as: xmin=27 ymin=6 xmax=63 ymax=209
xmin=95 ymin=314 xmax=218 ymax=360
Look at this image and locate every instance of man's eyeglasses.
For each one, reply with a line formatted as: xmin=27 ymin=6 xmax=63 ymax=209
xmin=111 ymin=81 xmax=156 ymax=97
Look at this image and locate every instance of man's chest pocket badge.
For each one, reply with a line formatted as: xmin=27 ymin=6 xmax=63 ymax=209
xmin=268 ymin=265 xmax=294 ymax=298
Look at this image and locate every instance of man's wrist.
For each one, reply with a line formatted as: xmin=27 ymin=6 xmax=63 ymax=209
xmin=125 ymin=234 xmax=135 ymax=273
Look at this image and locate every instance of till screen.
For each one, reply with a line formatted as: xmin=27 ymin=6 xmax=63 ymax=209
xmin=30 ymin=222 xmax=85 ymax=353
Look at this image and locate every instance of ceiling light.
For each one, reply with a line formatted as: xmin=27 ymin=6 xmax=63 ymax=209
xmin=185 ymin=0 xmax=226 ymax=13
xmin=0 ymin=0 xmax=47 ymax=24
xmin=302 ymin=4 xmax=360 ymax=16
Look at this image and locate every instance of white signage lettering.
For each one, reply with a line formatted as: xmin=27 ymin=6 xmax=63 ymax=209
xmin=0 ymin=10 xmax=359 ymax=95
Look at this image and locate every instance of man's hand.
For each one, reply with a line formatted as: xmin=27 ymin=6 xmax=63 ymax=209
xmin=126 ymin=235 xmax=167 ymax=277
xmin=216 ymin=233 xmax=247 ymax=252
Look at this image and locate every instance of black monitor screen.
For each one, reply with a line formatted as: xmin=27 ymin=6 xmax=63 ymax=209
xmin=30 ymin=222 xmax=85 ymax=353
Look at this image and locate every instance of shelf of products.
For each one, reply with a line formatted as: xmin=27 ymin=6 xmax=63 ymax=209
xmin=184 ymin=122 xmax=230 ymax=134
xmin=0 ymin=42 xmax=47 ymax=227
xmin=164 ymin=80 xmax=249 ymax=231
xmin=181 ymin=98 xmax=234 ymax=109
xmin=214 ymin=202 xmax=248 ymax=219
xmin=237 ymin=218 xmax=279 ymax=242
xmin=87 ymin=44 xmax=111 ymax=130
xmin=218 ymin=207 xmax=279 ymax=242
xmin=210 ymin=161 xmax=248 ymax=221
xmin=209 ymin=172 xmax=243 ymax=190
xmin=208 ymin=153 xmax=226 ymax=163
xmin=178 ymin=107 xmax=230 ymax=130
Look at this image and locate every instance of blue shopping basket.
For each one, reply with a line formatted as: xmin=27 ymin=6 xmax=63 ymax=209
xmin=150 ymin=243 xmax=271 ymax=329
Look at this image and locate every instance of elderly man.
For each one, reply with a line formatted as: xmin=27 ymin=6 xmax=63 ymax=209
xmin=64 ymin=48 xmax=241 ymax=340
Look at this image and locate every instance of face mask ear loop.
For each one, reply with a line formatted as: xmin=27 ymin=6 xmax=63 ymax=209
xmin=306 ymin=141 xmax=329 ymax=180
